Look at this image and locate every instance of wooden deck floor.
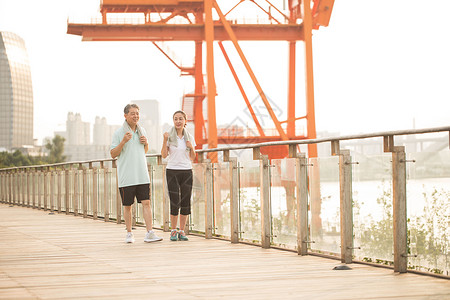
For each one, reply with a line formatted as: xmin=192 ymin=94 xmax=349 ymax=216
xmin=0 ymin=204 xmax=449 ymax=300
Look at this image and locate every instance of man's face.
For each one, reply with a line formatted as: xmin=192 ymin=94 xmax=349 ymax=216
xmin=125 ymin=107 xmax=139 ymax=127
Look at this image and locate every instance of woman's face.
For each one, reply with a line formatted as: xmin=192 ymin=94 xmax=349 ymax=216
xmin=173 ymin=113 xmax=186 ymax=130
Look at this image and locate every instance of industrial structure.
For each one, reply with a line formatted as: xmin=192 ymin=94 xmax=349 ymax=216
xmin=67 ymin=0 xmax=334 ymax=159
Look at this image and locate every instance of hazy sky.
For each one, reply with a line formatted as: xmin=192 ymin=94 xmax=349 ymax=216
xmin=0 ymin=0 xmax=449 ymax=145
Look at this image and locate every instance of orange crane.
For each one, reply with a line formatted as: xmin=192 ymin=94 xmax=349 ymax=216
xmin=68 ymin=0 xmax=334 ymax=160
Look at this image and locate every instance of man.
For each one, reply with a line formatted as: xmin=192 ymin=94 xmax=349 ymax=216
xmin=110 ymin=103 xmax=163 ymax=243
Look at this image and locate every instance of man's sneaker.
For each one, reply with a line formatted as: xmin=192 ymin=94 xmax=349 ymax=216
xmin=178 ymin=230 xmax=189 ymax=241
xmin=125 ymin=232 xmax=135 ymax=243
xmin=144 ymin=230 xmax=163 ymax=243
xmin=170 ymin=229 xmax=178 ymax=241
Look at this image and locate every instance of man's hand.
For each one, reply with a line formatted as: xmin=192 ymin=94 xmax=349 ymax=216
xmin=122 ymin=132 xmax=132 ymax=143
xmin=140 ymin=135 xmax=148 ymax=145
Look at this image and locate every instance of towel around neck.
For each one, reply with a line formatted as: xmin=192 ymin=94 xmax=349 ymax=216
xmin=168 ymin=126 xmax=191 ymax=147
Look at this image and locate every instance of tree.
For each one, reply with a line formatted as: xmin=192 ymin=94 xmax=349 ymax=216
xmin=45 ymin=135 xmax=66 ymax=163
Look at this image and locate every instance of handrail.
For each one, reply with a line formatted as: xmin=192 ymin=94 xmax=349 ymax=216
xmin=1 ymin=125 xmax=448 ymax=171
xmin=196 ymin=125 xmax=450 ymax=153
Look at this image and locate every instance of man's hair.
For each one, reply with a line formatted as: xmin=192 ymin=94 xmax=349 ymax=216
xmin=124 ymin=103 xmax=140 ymax=114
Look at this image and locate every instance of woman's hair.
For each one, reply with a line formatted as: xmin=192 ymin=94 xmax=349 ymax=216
xmin=124 ymin=103 xmax=139 ymax=114
xmin=173 ymin=110 xmax=187 ymax=120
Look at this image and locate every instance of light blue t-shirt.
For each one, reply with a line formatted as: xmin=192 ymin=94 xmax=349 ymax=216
xmin=110 ymin=126 xmax=150 ymax=188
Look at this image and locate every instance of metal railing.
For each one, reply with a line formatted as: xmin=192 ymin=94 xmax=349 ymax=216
xmin=1 ymin=126 xmax=449 ymax=277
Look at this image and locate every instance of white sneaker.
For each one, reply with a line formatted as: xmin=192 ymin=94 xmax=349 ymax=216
xmin=125 ymin=232 xmax=135 ymax=243
xmin=144 ymin=230 xmax=163 ymax=243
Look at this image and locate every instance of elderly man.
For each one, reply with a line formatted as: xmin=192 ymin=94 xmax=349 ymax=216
xmin=110 ymin=103 xmax=162 ymax=243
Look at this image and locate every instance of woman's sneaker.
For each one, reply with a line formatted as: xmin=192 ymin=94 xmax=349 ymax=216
xmin=178 ymin=230 xmax=188 ymax=241
xmin=170 ymin=229 xmax=178 ymax=241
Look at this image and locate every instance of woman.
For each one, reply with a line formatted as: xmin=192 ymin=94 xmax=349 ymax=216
xmin=161 ymin=110 xmax=196 ymax=241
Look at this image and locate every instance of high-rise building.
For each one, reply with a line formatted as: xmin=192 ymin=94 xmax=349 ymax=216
xmin=66 ymin=112 xmax=90 ymax=145
xmin=132 ymin=99 xmax=161 ymax=153
xmin=93 ymin=116 xmax=119 ymax=146
xmin=0 ymin=32 xmax=34 ymax=150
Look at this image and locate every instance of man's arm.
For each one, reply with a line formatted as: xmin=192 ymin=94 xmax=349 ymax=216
xmin=111 ymin=132 xmax=132 ymax=158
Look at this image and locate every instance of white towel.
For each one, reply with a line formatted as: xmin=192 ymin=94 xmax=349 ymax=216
xmin=168 ymin=126 xmax=191 ymax=147
xmin=123 ymin=120 xmax=143 ymax=137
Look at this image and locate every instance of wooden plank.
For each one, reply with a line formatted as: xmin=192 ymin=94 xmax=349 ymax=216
xmin=0 ymin=204 xmax=449 ymax=299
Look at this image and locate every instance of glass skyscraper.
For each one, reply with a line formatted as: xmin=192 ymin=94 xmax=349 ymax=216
xmin=0 ymin=31 xmax=34 ymax=150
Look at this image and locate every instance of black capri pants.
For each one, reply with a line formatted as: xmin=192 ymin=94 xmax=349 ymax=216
xmin=166 ymin=169 xmax=193 ymax=216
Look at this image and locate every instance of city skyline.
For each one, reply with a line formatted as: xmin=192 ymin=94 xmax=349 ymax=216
xmin=0 ymin=0 xmax=449 ymax=146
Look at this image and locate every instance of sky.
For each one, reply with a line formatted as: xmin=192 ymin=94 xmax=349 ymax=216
xmin=0 ymin=0 xmax=449 ymax=145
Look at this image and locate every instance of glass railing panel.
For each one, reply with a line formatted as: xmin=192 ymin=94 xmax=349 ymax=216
xmin=213 ymin=162 xmax=231 ymax=239
xmin=190 ymin=163 xmax=205 ymax=233
xmin=270 ymin=158 xmax=297 ymax=249
xmin=150 ymin=164 xmax=165 ymax=230
xmin=406 ymin=151 xmax=450 ymax=276
xmin=308 ymin=156 xmax=340 ymax=256
xmin=239 ymin=160 xmax=261 ymax=244
xmin=352 ymin=153 xmax=393 ymax=265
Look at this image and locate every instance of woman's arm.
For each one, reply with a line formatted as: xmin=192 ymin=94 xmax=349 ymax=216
xmin=161 ymin=132 xmax=169 ymax=158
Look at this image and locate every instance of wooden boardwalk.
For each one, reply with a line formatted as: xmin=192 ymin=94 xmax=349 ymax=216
xmin=0 ymin=204 xmax=449 ymax=300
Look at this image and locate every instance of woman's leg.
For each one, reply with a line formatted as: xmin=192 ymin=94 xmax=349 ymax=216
xmin=179 ymin=170 xmax=193 ymax=231
xmin=166 ymin=169 xmax=181 ymax=227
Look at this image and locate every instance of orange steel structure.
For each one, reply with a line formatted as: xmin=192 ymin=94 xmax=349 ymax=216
xmin=67 ymin=0 xmax=334 ymax=160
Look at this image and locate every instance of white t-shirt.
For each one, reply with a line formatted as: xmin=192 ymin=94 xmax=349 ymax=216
xmin=166 ymin=136 xmax=196 ymax=170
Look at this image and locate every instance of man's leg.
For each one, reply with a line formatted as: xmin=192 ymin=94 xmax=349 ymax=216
xmin=124 ymin=205 xmax=132 ymax=232
xmin=141 ymin=200 xmax=153 ymax=231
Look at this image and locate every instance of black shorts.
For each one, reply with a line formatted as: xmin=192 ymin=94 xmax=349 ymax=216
xmin=119 ymin=184 xmax=150 ymax=206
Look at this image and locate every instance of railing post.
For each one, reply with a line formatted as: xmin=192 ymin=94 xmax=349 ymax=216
xmin=92 ymin=165 xmax=98 ymax=220
xmin=49 ymin=169 xmax=54 ymax=212
xmin=296 ymin=153 xmax=308 ymax=255
xmin=392 ymin=146 xmax=407 ymax=273
xmin=83 ymin=165 xmax=88 ymax=218
xmin=104 ymin=164 xmax=110 ymax=222
xmin=57 ymin=168 xmax=62 ymax=213
xmin=339 ymin=149 xmax=353 ymax=264
xmin=74 ymin=165 xmax=79 ymax=216
xmin=21 ymin=169 xmax=25 ymax=206
xmin=204 ymin=159 xmax=214 ymax=239
xmin=65 ymin=166 xmax=70 ymax=214
xmin=260 ymin=155 xmax=271 ymax=249
xmin=162 ymin=163 xmax=170 ymax=232
xmin=229 ymin=157 xmax=239 ymax=243
xmin=37 ymin=169 xmax=42 ymax=209
xmin=27 ymin=169 xmax=31 ymax=207
xmin=43 ymin=167 xmax=48 ymax=211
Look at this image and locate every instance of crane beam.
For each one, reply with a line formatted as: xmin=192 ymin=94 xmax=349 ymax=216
xmin=67 ymin=24 xmax=304 ymax=41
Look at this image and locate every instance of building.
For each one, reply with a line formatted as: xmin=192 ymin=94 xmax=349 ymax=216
xmin=131 ymin=99 xmax=161 ymax=153
xmin=57 ymin=112 xmax=120 ymax=161
xmin=0 ymin=32 xmax=34 ymax=150
xmin=93 ymin=116 xmax=119 ymax=146
xmin=66 ymin=112 xmax=90 ymax=146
